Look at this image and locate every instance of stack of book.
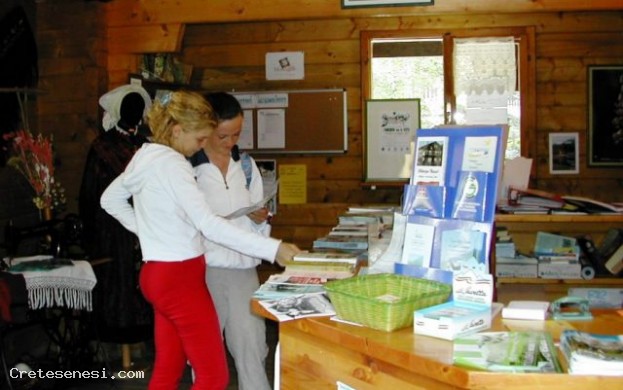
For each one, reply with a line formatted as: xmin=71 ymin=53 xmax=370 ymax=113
xmin=254 ymin=251 xmax=359 ymax=301
xmin=312 ymin=235 xmax=368 ymax=251
xmin=500 ymin=186 xmax=623 ymax=215
xmin=560 ymin=330 xmax=623 ymax=375
xmin=288 ymin=251 xmax=359 ymax=277
xmin=495 ymin=226 xmax=516 ymax=258
xmin=495 ymin=226 xmax=539 ymax=278
xmin=534 ymin=232 xmax=582 ymax=279
xmin=253 ymin=274 xmax=327 ymax=300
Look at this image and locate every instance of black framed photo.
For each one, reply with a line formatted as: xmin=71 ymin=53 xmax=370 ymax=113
xmin=587 ymin=65 xmax=623 ymax=167
xmin=342 ymin=0 xmax=433 ymax=8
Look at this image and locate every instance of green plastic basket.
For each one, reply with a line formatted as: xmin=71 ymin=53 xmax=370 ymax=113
xmin=324 ymin=273 xmax=452 ymax=332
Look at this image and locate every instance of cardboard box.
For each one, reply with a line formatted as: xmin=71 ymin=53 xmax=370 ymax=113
xmin=495 ymin=256 xmax=538 ymax=278
xmin=538 ymin=261 xmax=582 ymax=279
xmin=414 ymin=301 xmax=492 ymax=340
xmin=414 ymin=270 xmax=494 ymax=340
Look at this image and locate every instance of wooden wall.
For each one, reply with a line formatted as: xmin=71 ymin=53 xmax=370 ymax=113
xmin=35 ymin=0 xmax=107 ymax=215
xmin=32 ymin=0 xmax=623 ymax=251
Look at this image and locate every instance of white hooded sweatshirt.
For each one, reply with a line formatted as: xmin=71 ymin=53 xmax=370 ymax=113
xmin=100 ymin=143 xmax=281 ymax=262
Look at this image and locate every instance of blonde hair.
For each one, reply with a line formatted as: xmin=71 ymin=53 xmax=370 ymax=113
xmin=147 ymin=90 xmax=217 ymax=146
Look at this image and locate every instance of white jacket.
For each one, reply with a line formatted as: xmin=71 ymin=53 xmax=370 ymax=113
xmin=194 ymin=154 xmax=268 ymax=269
xmin=100 ymin=143 xmax=280 ymax=262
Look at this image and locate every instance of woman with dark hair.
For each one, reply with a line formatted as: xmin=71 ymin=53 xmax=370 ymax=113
xmin=101 ymin=90 xmax=300 ymax=390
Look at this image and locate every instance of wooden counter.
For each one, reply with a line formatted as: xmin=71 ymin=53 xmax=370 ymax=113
xmin=252 ymin=300 xmax=623 ymax=389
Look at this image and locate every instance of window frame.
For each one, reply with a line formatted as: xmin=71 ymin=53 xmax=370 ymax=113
xmin=361 ymin=27 xmax=536 ymax=176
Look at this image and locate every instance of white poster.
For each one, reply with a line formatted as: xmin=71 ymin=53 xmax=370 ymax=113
xmin=265 ymin=51 xmax=305 ymax=80
xmin=257 ymin=109 xmax=286 ymax=149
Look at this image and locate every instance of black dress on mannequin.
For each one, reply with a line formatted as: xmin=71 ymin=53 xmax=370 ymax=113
xmin=79 ymin=92 xmax=153 ymax=343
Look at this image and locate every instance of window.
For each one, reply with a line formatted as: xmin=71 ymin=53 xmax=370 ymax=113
xmin=362 ymin=27 xmax=535 ymax=163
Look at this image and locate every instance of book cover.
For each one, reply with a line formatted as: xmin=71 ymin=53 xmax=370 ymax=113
xmin=453 ymin=331 xmax=562 ymax=373
xmin=507 ymin=186 xmax=565 ymax=209
xmin=439 ymin=228 xmax=487 ymax=273
xmin=411 ymin=136 xmax=449 ymax=186
xmin=562 ymin=195 xmax=622 ymax=214
xmin=328 ymin=229 xmax=368 ymax=237
xmin=560 ymin=330 xmax=623 ymax=375
xmin=282 ymin=261 xmax=355 ymax=280
xmin=397 ymin=215 xmax=493 ymax=281
xmin=599 ymin=228 xmax=623 ymax=259
xmin=450 ymin=171 xmax=489 ymax=222
xmin=253 ymin=283 xmax=326 ymax=301
xmin=605 ymin=243 xmax=623 ymax=275
xmin=495 ymin=255 xmax=538 ymax=278
xmin=312 ymin=235 xmax=368 ymax=250
xmin=265 ymin=274 xmax=327 ymax=286
xmin=258 ymin=293 xmax=336 ymax=322
xmin=533 ymin=231 xmax=578 ymax=256
xmin=292 ymin=251 xmax=359 ymax=265
xmin=400 ymin=221 xmax=435 ymax=267
xmin=402 ymin=184 xmax=446 ymax=218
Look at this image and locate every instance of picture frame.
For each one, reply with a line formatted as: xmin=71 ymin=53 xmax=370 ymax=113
xmin=364 ymin=99 xmax=421 ymax=182
xmin=587 ymin=65 xmax=623 ymax=167
xmin=549 ymin=132 xmax=579 ymax=175
xmin=342 ymin=0 xmax=433 ymax=8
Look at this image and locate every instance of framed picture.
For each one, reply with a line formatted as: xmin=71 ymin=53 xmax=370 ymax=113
xmin=342 ymin=0 xmax=433 ymax=8
xmin=549 ymin=132 xmax=579 ymax=174
xmin=587 ymin=65 xmax=623 ymax=167
xmin=364 ymin=99 xmax=421 ymax=182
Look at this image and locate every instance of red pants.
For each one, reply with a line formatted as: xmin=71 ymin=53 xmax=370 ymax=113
xmin=140 ymin=256 xmax=228 ymax=390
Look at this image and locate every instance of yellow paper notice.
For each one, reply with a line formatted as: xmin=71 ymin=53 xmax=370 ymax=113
xmin=279 ymin=164 xmax=307 ymax=204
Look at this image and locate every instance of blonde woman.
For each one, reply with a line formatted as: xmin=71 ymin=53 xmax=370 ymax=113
xmin=101 ymin=90 xmax=300 ymax=390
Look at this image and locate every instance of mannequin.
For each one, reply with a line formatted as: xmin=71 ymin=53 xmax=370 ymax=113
xmin=79 ymin=85 xmax=153 ymax=366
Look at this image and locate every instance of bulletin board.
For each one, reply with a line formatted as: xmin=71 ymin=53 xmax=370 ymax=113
xmin=232 ymin=89 xmax=348 ymax=154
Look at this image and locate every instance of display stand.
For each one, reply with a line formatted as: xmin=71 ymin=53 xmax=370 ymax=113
xmin=395 ymin=125 xmax=505 ymax=283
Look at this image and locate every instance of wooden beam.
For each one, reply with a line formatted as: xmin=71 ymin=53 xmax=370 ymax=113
xmin=106 ymin=0 xmax=623 ymax=27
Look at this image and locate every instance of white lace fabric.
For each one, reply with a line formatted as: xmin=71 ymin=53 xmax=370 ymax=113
xmin=7 ymin=256 xmax=97 ymax=311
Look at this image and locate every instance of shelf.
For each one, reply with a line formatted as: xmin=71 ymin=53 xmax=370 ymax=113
xmin=496 ymin=214 xmax=623 ymax=223
xmin=497 ymin=277 xmax=623 ymax=285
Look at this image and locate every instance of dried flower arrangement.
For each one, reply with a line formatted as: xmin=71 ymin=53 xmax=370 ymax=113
xmin=3 ymin=130 xmax=66 ymax=211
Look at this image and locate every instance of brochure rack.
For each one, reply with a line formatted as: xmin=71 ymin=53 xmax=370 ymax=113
xmin=395 ymin=125 xmax=505 ymax=284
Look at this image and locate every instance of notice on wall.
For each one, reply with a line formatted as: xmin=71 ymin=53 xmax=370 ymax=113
xmin=257 ymin=109 xmax=286 ymax=149
xmin=278 ymin=164 xmax=307 ymax=204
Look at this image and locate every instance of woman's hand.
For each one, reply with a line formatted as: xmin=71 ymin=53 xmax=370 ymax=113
xmin=275 ymin=242 xmax=302 ymax=267
xmin=248 ymin=207 xmax=269 ymax=224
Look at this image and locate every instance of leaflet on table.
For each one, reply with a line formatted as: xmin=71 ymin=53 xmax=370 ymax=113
xmin=224 ymin=181 xmax=279 ymax=219
xmin=402 ymin=184 xmax=446 ymax=218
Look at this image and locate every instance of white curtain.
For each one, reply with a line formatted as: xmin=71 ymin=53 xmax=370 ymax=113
xmin=453 ymin=37 xmax=516 ymax=96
